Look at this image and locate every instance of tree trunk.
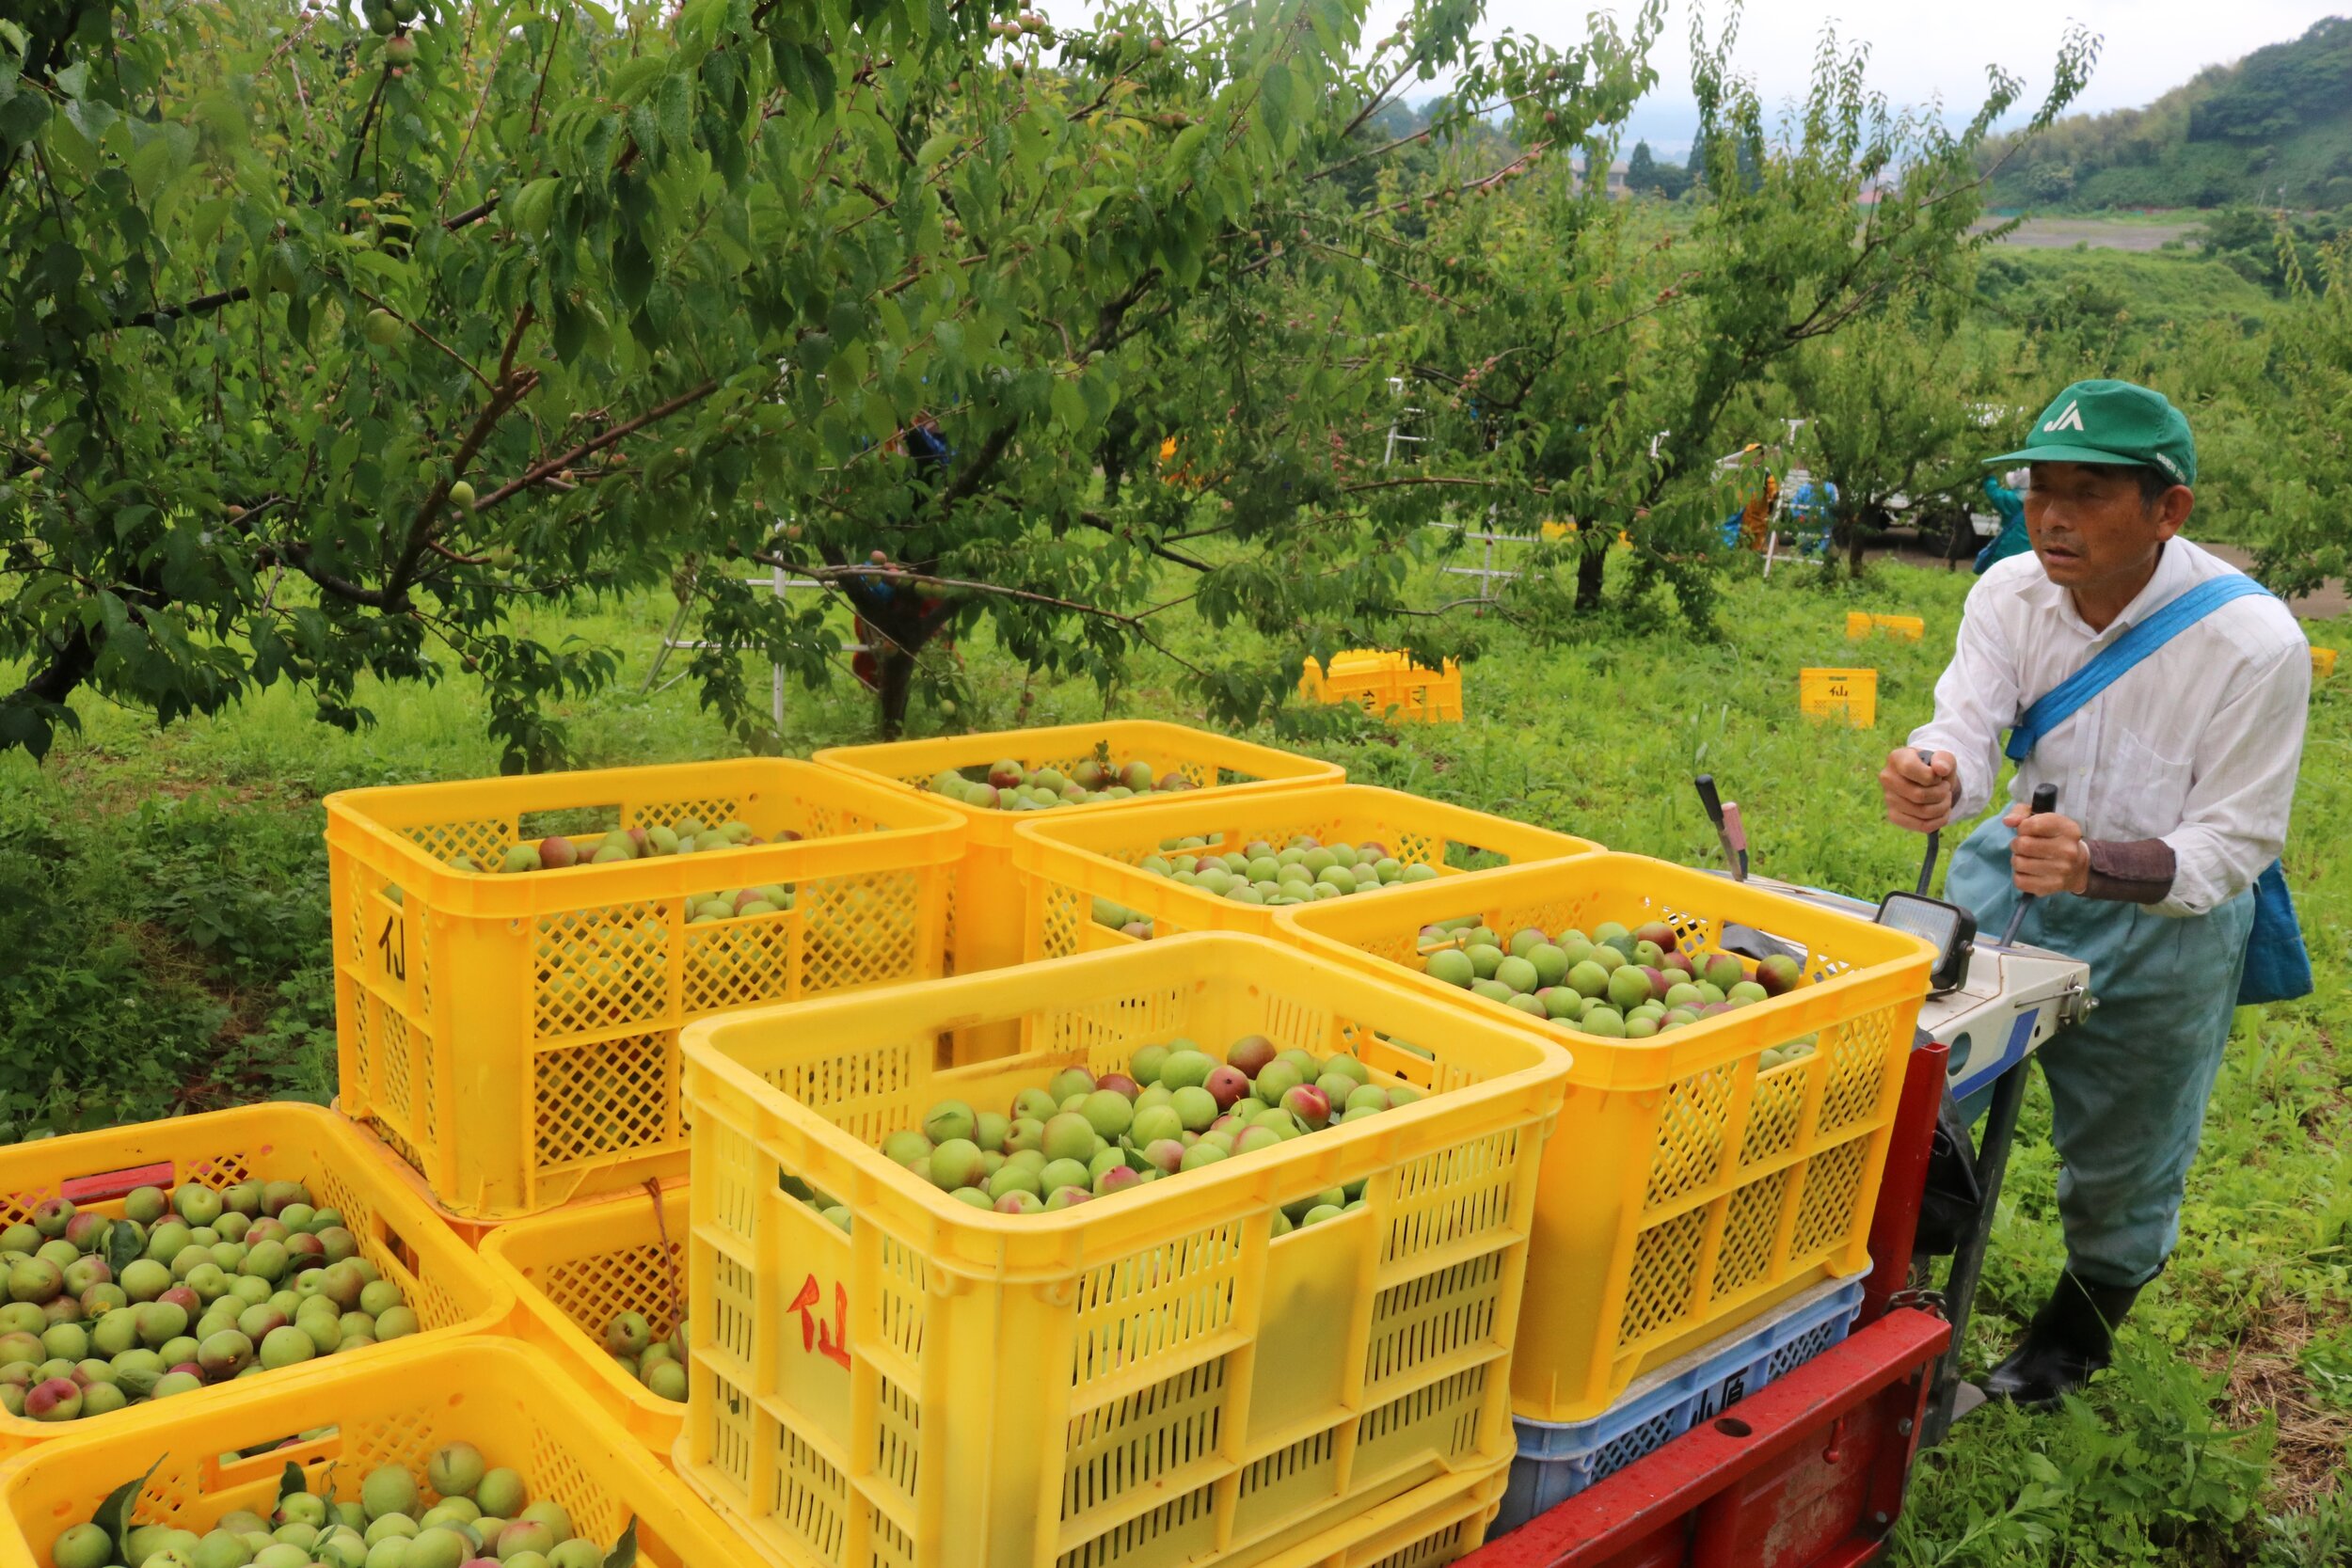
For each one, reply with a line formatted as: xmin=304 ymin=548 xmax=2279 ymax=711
xmin=853 ymin=582 xmax=947 ymax=739
xmin=1845 ymin=515 xmax=1867 ymax=577
xmin=876 ymin=644 xmax=917 ymax=738
xmin=0 ymin=628 xmax=99 ymax=761
xmin=1575 ymin=543 xmax=1606 ymax=610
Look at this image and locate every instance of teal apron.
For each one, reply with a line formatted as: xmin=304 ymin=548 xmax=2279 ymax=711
xmin=1947 ymin=819 xmax=2253 ymax=1290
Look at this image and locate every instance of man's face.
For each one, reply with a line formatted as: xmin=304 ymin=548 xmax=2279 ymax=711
xmin=2023 ymin=461 xmax=2191 ymax=594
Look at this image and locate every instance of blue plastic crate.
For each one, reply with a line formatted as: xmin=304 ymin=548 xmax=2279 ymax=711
xmin=1492 ymin=1273 xmax=1867 ymax=1537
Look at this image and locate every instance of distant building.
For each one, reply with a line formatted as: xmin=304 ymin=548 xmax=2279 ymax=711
xmin=1565 ymin=155 xmax=1633 ymax=198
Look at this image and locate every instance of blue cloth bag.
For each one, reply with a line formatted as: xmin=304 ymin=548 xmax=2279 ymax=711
xmin=2002 ymin=573 xmax=2312 ymax=1006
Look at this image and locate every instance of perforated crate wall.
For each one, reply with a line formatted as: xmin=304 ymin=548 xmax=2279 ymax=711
xmin=1274 ymin=851 xmax=1933 ymax=1424
xmin=327 ymin=761 xmax=961 ymax=1221
xmin=677 ymin=933 xmax=1567 ymax=1568
xmin=480 ymin=1183 xmax=691 ymax=1451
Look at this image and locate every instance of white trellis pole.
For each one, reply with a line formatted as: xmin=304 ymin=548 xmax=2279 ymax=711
xmin=642 ymin=552 xmax=867 ymax=732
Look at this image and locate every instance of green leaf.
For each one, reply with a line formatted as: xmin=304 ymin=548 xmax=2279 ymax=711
xmin=509 ymin=178 xmax=562 ymax=238
xmin=612 ymin=233 xmax=654 ymax=311
xmin=657 ymin=71 xmax=692 ymax=157
xmin=95 ymin=1455 xmax=167 ymax=1548
xmin=0 ymin=91 xmax=49 ymax=150
xmin=1169 ymin=122 xmax=1207 ymax=171
xmin=606 ymin=56 xmax=668 ymax=102
xmin=915 ymin=131 xmax=957 ymax=169
xmin=126 ymin=134 xmax=174 ymax=199
xmin=278 ymin=1461 xmax=308 ymax=1501
xmin=1258 ymin=62 xmax=1293 ymax=141
xmin=103 ymin=1218 xmax=143 ymax=1276
xmin=603 ymin=1517 xmax=639 ymax=1568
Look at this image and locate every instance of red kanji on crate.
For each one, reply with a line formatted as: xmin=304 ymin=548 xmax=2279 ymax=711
xmin=788 ymin=1274 xmax=851 ymax=1369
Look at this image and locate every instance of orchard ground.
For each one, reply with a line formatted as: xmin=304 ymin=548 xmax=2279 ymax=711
xmin=0 ymin=547 xmax=2344 ymax=1564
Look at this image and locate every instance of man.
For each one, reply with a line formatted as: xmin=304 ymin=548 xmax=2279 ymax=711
xmin=1880 ymin=378 xmax=2309 ymax=1404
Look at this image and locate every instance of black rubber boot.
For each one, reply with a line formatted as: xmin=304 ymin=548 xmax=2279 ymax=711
xmin=1981 ymin=1271 xmax=2143 ymax=1407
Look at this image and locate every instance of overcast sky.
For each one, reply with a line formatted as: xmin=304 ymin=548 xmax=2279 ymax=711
xmin=1385 ymin=2 xmax=2344 ymax=154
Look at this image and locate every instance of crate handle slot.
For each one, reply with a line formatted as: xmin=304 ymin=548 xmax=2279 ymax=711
xmin=372 ymin=1213 xmax=424 ymax=1290
xmin=1712 ymin=1417 xmax=1753 ymax=1438
xmin=207 ymin=1425 xmax=346 ymax=1491
xmin=57 ymin=1160 xmax=178 ymax=1206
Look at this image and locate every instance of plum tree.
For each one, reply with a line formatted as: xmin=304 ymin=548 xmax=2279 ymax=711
xmin=0 ymin=0 xmax=2091 ymax=756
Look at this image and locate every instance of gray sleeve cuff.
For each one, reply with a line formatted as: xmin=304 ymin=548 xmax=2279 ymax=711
xmin=2083 ymin=838 xmax=2176 ymax=904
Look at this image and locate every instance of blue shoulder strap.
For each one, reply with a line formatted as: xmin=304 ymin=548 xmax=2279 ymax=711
xmin=2004 ymin=574 xmax=2272 ymax=763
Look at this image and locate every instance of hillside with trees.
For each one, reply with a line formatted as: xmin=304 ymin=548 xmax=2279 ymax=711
xmin=1983 ymin=15 xmax=2352 ymax=208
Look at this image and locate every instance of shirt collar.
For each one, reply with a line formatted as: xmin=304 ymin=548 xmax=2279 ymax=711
xmin=2026 ymin=541 xmax=2192 ymax=642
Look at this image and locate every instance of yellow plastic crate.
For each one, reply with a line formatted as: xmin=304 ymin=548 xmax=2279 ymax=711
xmin=2314 ymin=647 xmax=2337 ymax=680
xmin=326 ymin=760 xmax=964 ymax=1221
xmin=1274 ymin=853 xmax=1934 ymax=1423
xmin=677 ymin=932 xmax=1569 ymax=1568
xmin=0 ymin=1102 xmax=511 ymax=1456
xmin=1798 ymin=667 xmax=1878 ymax=728
xmin=1296 ymin=651 xmax=1391 ymax=707
xmin=816 ymin=720 xmax=1343 ymax=980
xmin=1008 ymin=784 xmax=1601 ymax=962
xmin=1252 ymin=1465 xmax=1507 ymax=1568
xmin=0 ymin=1339 xmax=744 ymax=1568
xmin=1299 ymin=652 xmax=1465 ymax=723
xmin=479 ymin=1183 xmax=691 ymax=1454
xmin=1843 ymin=612 xmax=1924 ymax=641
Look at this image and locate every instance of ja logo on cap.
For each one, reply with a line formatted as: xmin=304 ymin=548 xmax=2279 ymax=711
xmin=2042 ymin=399 xmax=2086 ymax=434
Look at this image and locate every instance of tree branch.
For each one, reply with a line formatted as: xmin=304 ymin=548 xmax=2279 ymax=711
xmin=473 ymin=378 xmax=719 ymax=513
xmin=353 ymin=287 xmax=494 ymax=390
xmin=384 ymin=370 xmax=540 ymax=597
xmin=1081 ymin=268 xmax=1162 ymax=357
xmin=1338 ymin=474 xmax=1504 ymax=496
xmin=116 ymin=198 xmax=501 ymax=334
xmin=770 ymin=560 xmax=1216 ymax=680
xmin=1075 ymin=512 xmax=1212 ymax=573
xmin=121 ymin=286 xmax=251 ymax=332
xmin=6 ymin=628 xmax=98 ymax=708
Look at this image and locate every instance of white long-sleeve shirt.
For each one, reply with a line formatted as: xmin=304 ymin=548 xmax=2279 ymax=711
xmin=1910 ymin=537 xmax=2310 ymax=918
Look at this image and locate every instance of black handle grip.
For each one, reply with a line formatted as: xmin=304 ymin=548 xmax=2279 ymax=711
xmin=1914 ymin=749 xmax=1943 ymax=895
xmin=1694 ymin=774 xmax=1725 ymax=829
xmin=1998 ymin=784 xmax=2063 ymax=946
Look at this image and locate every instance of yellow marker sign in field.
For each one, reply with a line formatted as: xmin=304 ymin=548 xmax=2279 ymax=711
xmin=2314 ymin=647 xmax=2337 ymax=680
xmin=1845 ymin=612 xmax=1925 ymax=641
xmin=1801 ymin=667 xmax=1879 ymax=728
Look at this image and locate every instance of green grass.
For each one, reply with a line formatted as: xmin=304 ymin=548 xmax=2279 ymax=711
xmin=3 ymin=546 xmax=2345 ymax=1559
xmin=1976 ymin=247 xmax=2280 ymax=337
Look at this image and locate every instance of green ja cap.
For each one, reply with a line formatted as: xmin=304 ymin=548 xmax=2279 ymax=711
xmin=1983 ymin=378 xmax=2197 ymax=485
